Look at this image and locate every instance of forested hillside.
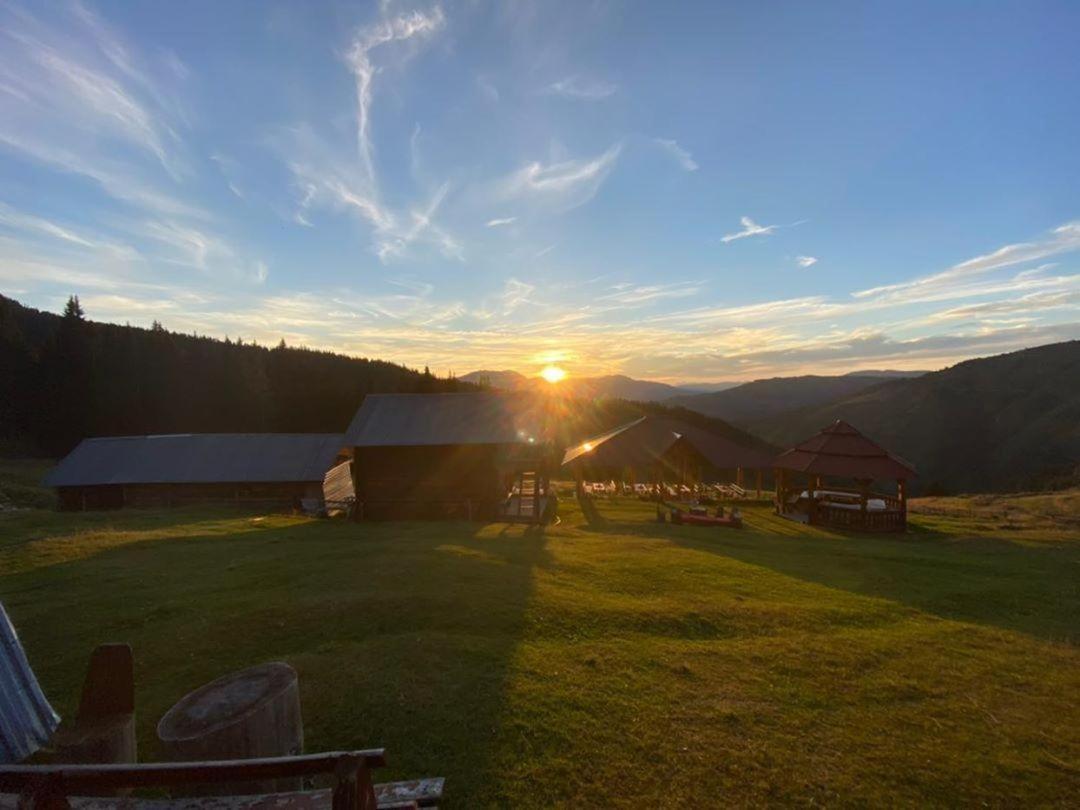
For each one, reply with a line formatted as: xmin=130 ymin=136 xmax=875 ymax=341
xmin=1 ymin=295 xmax=770 ymax=461
xmin=667 ymin=374 xmax=898 ymax=426
xmin=752 ymin=342 xmax=1080 ymax=494
xmin=0 ymin=295 xmax=462 ymax=456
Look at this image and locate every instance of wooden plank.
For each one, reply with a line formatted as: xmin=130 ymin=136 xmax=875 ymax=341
xmin=0 ymin=777 xmax=442 ymax=810
xmin=0 ymin=751 xmax=387 ymax=794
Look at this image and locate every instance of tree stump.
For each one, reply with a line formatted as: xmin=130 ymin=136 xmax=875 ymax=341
xmin=157 ymin=662 xmax=303 ymax=794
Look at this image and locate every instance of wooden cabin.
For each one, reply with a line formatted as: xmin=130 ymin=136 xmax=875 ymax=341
xmin=773 ymin=420 xmax=916 ymax=532
xmin=562 ymin=416 xmax=773 ymax=495
xmin=344 ymin=393 xmax=548 ymax=522
xmin=44 ymin=433 xmax=345 ymax=511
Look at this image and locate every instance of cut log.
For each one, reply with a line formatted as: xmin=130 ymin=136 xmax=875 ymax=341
xmin=157 ymin=662 xmax=302 ymax=793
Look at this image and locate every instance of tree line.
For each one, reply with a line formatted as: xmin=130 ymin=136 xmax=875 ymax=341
xmin=0 ymin=295 xmax=461 ymax=457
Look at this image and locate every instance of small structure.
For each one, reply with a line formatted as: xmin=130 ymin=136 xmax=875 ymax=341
xmin=773 ymin=420 xmax=916 ymax=532
xmin=562 ymin=416 xmax=773 ymax=495
xmin=344 ymin=392 xmax=547 ymax=521
xmin=44 ymin=433 xmax=345 ymax=511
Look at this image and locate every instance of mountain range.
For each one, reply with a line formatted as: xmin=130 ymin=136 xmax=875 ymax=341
xmin=458 ymin=370 xmax=731 ymax=401
xmin=750 ymin=342 xmax=1080 ymax=494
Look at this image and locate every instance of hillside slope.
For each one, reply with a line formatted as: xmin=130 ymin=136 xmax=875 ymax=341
xmin=752 ymin=342 xmax=1080 ymax=494
xmin=462 ymin=369 xmax=694 ymax=402
xmin=669 ymin=375 xmax=897 ymax=425
xmin=0 ymin=295 xmax=463 ymax=456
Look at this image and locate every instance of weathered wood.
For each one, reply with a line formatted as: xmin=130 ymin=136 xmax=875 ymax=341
xmin=0 ymin=751 xmax=386 ymax=793
xmin=52 ymin=715 xmax=135 ymax=767
xmin=0 ymin=753 xmax=441 ymax=810
xmin=157 ymin=664 xmax=303 ymax=793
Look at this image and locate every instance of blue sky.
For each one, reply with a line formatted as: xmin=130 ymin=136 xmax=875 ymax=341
xmin=1 ymin=0 xmax=1078 ymax=382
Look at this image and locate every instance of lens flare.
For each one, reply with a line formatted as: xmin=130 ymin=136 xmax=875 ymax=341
xmin=540 ymin=365 xmax=566 ymax=384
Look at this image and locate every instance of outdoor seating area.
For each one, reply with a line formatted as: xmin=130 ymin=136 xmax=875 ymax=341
xmin=0 ymin=603 xmax=445 ymax=808
xmin=773 ymin=420 xmax=916 ymax=532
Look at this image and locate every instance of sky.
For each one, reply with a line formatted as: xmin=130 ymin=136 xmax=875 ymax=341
xmin=1 ymin=0 xmax=1079 ymax=384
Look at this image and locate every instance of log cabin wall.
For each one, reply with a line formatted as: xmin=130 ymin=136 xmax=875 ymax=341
xmin=57 ymin=481 xmax=322 ymax=511
xmin=352 ymin=444 xmax=505 ymax=520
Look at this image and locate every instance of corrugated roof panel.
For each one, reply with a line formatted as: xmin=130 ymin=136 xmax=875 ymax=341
xmin=1 ymin=603 xmax=60 ymax=764
xmin=43 ymin=434 xmax=345 ymax=487
xmin=345 ymin=393 xmax=532 ymax=447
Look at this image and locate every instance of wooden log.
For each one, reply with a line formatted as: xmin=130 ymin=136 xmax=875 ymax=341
xmin=157 ymin=663 xmax=302 ymax=794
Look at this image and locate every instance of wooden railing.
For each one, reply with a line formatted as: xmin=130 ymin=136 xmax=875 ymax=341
xmin=0 ymin=751 xmax=386 ymax=810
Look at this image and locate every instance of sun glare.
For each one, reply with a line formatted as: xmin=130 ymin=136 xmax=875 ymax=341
xmin=540 ymin=365 xmax=567 ymax=384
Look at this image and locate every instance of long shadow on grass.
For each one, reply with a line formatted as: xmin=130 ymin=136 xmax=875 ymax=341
xmin=0 ymin=515 xmax=552 ymax=807
xmin=583 ymin=498 xmax=1080 ymax=644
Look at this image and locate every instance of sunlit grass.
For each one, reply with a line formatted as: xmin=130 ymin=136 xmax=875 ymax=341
xmin=1 ymin=494 xmax=1077 ymax=806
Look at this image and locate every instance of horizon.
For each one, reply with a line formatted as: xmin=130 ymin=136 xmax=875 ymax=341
xmin=1 ymin=1 xmax=1078 ymax=384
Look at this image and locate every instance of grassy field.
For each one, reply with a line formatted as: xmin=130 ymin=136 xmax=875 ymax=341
xmin=1 ymin=491 xmax=1078 ymax=806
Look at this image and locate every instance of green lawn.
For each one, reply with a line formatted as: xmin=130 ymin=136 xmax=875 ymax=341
xmin=1 ymin=494 xmax=1078 ymax=806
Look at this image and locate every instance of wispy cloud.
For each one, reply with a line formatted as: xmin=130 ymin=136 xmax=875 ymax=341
xmin=721 ymin=216 xmax=778 ymax=243
xmin=475 ymin=74 xmax=499 ymax=102
xmin=543 ymin=75 xmax=617 ymax=100
xmin=853 ymin=221 xmax=1080 ymax=304
xmin=486 ymin=216 xmax=517 ymax=228
xmin=654 ymin=138 xmax=698 ymax=171
xmin=343 ymin=5 xmax=445 ymax=184
xmin=496 ymin=144 xmax=621 ymax=212
xmin=796 ymin=255 xmax=818 ymax=268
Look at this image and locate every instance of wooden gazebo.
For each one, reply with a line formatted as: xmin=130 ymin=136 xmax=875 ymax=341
xmin=773 ymin=420 xmax=916 ymax=532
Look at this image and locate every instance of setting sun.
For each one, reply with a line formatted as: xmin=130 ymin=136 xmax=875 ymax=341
xmin=540 ymin=365 xmax=567 ymax=384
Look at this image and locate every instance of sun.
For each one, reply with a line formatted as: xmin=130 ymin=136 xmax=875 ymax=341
xmin=540 ymin=365 xmax=567 ymax=384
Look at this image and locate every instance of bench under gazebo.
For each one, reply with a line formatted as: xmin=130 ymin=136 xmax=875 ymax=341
xmin=773 ymin=420 xmax=916 ymax=532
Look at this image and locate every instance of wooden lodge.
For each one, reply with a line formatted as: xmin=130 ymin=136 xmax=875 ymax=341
xmin=773 ymin=420 xmax=916 ymax=532
xmin=343 ymin=392 xmax=549 ymax=522
xmin=44 ymin=433 xmax=345 ymax=511
xmin=562 ymin=415 xmax=773 ymax=496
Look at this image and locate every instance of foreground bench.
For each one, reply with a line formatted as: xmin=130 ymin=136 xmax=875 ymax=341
xmin=0 ymin=752 xmax=444 ymax=810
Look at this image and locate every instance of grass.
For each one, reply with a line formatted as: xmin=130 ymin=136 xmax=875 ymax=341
xmin=0 ymin=457 xmax=55 ymax=510
xmin=1 ymin=489 xmax=1078 ymax=806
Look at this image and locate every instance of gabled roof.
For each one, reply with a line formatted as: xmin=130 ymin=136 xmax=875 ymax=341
xmin=562 ymin=415 xmax=772 ymax=471
xmin=774 ymin=420 xmax=916 ymax=480
xmin=43 ymin=433 xmax=344 ymax=487
xmin=344 ymin=392 xmax=533 ymax=447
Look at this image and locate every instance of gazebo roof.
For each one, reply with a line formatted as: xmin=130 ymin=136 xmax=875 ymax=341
xmin=562 ymin=415 xmax=773 ymax=472
xmin=774 ymin=420 xmax=916 ymax=480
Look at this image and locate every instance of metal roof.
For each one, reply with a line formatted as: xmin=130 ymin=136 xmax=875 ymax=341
xmin=774 ymin=420 xmax=917 ymax=480
xmin=43 ymin=433 xmax=345 ymax=487
xmin=344 ymin=393 xmax=533 ymax=447
xmin=562 ymin=416 xmax=773 ymax=471
xmin=1 ymin=601 xmax=60 ymax=763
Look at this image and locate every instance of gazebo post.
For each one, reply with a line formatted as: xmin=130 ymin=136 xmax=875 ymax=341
xmin=755 ymin=468 xmax=763 ymax=499
xmin=736 ymin=466 xmax=744 ymax=489
xmin=774 ymin=467 xmax=783 ymax=514
xmin=897 ymin=478 xmax=907 ymax=528
xmin=859 ymin=478 xmax=870 ymax=528
xmin=807 ymin=473 xmax=817 ymax=525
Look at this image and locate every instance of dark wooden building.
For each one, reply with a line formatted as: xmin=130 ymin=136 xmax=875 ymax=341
xmin=344 ymin=393 xmax=546 ymax=521
xmin=773 ymin=420 xmax=917 ymax=531
xmin=44 ymin=433 xmax=345 ymax=511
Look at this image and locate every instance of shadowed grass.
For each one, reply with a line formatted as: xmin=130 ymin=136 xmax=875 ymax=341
xmin=1 ymin=493 xmax=1078 ymax=806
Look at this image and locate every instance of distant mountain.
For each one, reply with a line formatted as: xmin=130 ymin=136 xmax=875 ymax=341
xmin=752 ymin=342 xmax=1080 ymax=494
xmin=675 ymin=381 xmax=742 ymax=394
xmin=845 ymin=369 xmax=931 ymax=379
xmin=461 ymin=369 xmax=706 ymax=402
xmin=459 ymin=370 xmax=529 ymax=389
xmin=668 ymin=375 xmax=896 ymax=426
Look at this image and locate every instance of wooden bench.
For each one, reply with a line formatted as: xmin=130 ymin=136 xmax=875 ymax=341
xmin=0 ymin=752 xmax=444 ymax=810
